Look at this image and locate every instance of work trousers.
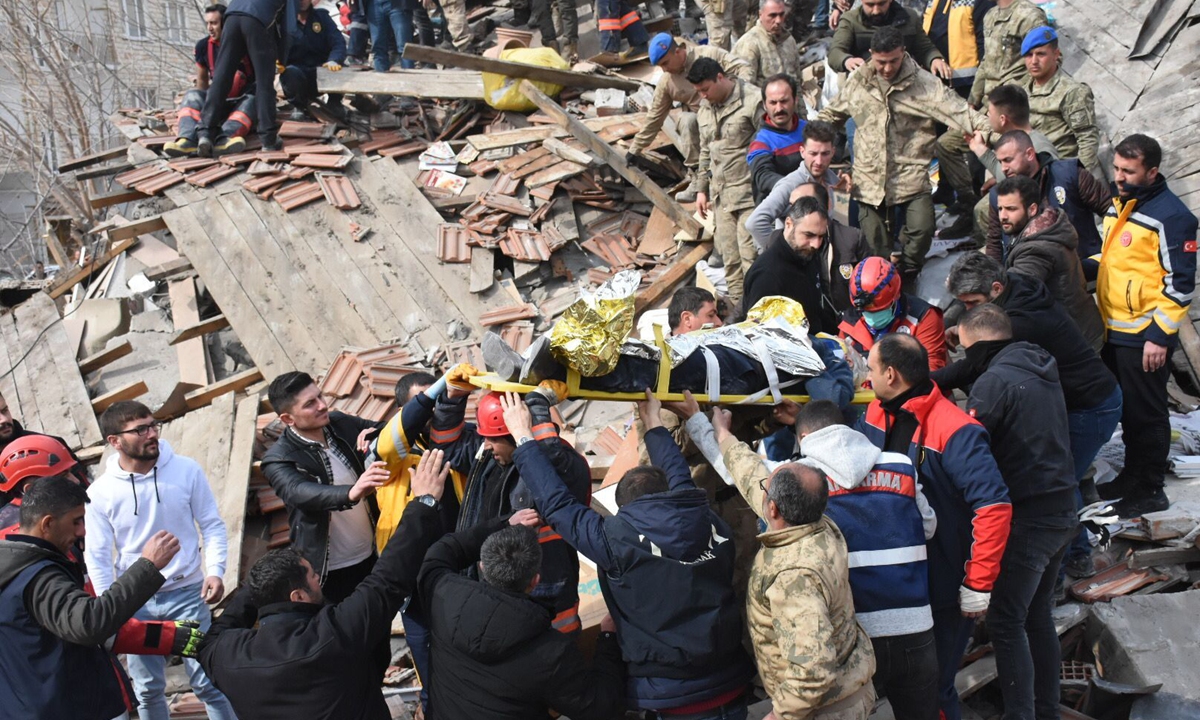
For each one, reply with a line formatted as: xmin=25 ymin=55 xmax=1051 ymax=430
xmin=538 ymin=0 xmax=580 ymax=44
xmin=322 ymin=555 xmax=392 ymax=682
xmin=1102 ymin=342 xmax=1172 ymax=490
xmin=201 ymin=14 xmax=279 ymax=141
xmin=936 ymin=128 xmax=975 ymax=199
xmin=347 ymin=0 xmax=371 ymax=58
xmin=441 ymin=0 xmax=470 ymax=49
xmin=1064 ymin=384 xmax=1123 ymax=565
xmin=857 ymin=192 xmax=935 ymax=273
xmin=698 ymin=0 xmax=747 ymax=49
xmin=870 ymin=629 xmax=940 ymax=720
xmin=713 ymin=204 xmax=758 ymax=308
xmin=675 ymin=112 xmax=701 ymax=168
xmin=280 ymin=65 xmax=340 ymax=110
xmin=178 ymin=90 xmax=255 ymax=143
xmin=986 ymin=511 xmax=1077 ymax=720
xmin=598 ymin=0 xmax=649 ymax=53
xmin=932 ymin=605 xmax=976 ymax=720
xmin=645 ymin=694 xmax=748 ymax=720
xmin=402 ymin=609 xmax=433 ymax=710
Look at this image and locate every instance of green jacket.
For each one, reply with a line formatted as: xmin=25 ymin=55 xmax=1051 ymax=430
xmin=967 ymin=0 xmax=1046 ymax=106
xmin=827 ymin=3 xmax=942 ymax=74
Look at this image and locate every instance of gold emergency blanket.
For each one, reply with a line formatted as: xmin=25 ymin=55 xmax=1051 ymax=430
xmin=550 ymin=270 xmax=641 ymax=376
xmin=666 ymin=296 xmax=826 ymax=377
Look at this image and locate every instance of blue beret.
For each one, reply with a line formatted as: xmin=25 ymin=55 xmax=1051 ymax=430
xmin=1021 ymin=26 xmax=1058 ymax=56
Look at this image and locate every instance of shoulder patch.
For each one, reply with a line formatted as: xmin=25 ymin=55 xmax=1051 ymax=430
xmin=1185 ymin=240 xmax=1197 ymax=253
xmin=1054 ymin=186 xmax=1066 ymax=204
xmin=312 ymin=21 xmax=322 ymax=33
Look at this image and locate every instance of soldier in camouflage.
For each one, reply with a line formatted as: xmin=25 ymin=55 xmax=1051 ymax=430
xmin=732 ymin=0 xmax=803 ymax=85
xmin=1022 ymin=26 xmax=1105 ymax=180
xmin=698 ymin=0 xmax=748 ymax=50
xmin=711 ymin=406 xmax=877 ymax=720
xmin=967 ymin=0 xmax=1046 ymax=107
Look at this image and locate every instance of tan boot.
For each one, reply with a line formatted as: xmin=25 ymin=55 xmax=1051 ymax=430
xmin=561 ymin=42 xmax=578 ymax=63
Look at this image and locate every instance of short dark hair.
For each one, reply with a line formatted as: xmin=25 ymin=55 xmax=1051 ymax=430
xmin=959 ymin=303 xmax=1013 ymax=340
xmin=268 ymin=371 xmax=317 ymax=414
xmin=479 ymin=525 xmax=542 ymax=593
xmin=768 ymin=464 xmax=828 ymax=526
xmin=394 ymin=371 xmax=437 ymax=404
xmin=246 ymin=548 xmax=311 ymax=607
xmin=1115 ymin=133 xmax=1162 ymax=172
xmin=668 ymin=286 xmax=716 ymax=331
xmin=203 ymin=3 xmax=226 ymax=16
xmin=996 ymin=129 xmax=1034 ymax=154
xmin=786 ymin=195 xmax=829 ymax=224
xmin=794 ymin=181 xmax=830 ymax=211
xmin=19 ymin=475 xmax=88 ymax=529
xmin=995 ymin=174 xmax=1041 ymax=209
xmin=796 ymin=399 xmax=845 ymax=436
xmin=763 ymin=73 xmax=797 ymax=98
xmin=100 ymin=401 xmax=153 ymax=438
xmin=802 ymin=120 xmax=837 ymax=146
xmin=987 ymin=85 xmax=1030 ymax=126
xmin=615 ymin=465 xmax=670 ymax=507
xmin=947 ymin=252 xmax=1007 ymax=297
xmin=686 ymin=56 xmax=724 ymax=84
xmin=870 ymin=26 xmax=905 ymax=54
xmin=875 ymin=333 xmax=929 ymax=386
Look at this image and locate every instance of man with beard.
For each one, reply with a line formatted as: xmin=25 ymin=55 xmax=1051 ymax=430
xmin=732 ymin=0 xmax=802 ymax=86
xmin=827 ymin=0 xmax=949 ymax=77
xmin=746 ymin=74 xmax=808 ymax=203
xmin=84 ymin=401 xmax=235 ymax=720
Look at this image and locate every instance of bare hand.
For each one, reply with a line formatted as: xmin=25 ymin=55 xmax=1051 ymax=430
xmin=141 ymin=530 xmax=180 ymax=571
xmin=636 ymin=389 xmax=663 ymax=430
xmin=1144 ymin=341 xmax=1168 ymax=372
xmin=764 ymin=712 xmax=780 ymax=720
xmin=349 ymin=461 xmax=389 ymax=502
xmin=931 ymin=58 xmax=952 ymax=80
xmin=967 ymin=131 xmax=988 ymax=157
xmin=508 ymin=508 xmax=542 ymax=527
xmin=772 ymin=398 xmax=801 ymax=427
xmin=828 ymin=8 xmax=840 ymax=29
xmin=409 ymin=448 xmax=449 ymax=500
xmin=201 ymin=576 xmax=225 ymax=604
xmin=499 ymin=391 xmax=534 ymax=440
xmin=711 ymin=406 xmax=733 ymax=444
xmin=662 ymin=390 xmax=701 ymax=420
xmin=980 ymin=177 xmax=997 ymax=194
xmin=356 ymin=428 xmax=374 ymax=454
xmin=833 ymin=172 xmax=853 ymax=193
xmin=599 ymin=613 xmax=617 ymax=633
xmin=695 ymin=192 xmax=710 ymax=218
xmin=844 ymin=57 xmax=865 ymax=73
xmin=944 ymin=325 xmax=961 ymax=349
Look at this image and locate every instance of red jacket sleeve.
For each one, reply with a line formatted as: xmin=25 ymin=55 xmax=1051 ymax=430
xmin=916 ymin=306 xmax=948 ymax=371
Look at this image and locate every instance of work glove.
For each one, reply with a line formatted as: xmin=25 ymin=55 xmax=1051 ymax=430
xmin=532 ymin=379 xmax=569 ymax=405
xmin=275 ymin=60 xmax=286 ymax=75
xmin=446 ymin=363 xmax=480 ymax=393
xmin=323 ymin=61 xmax=343 ymax=72
xmin=959 ymin=585 xmax=990 ymax=615
xmin=170 ymin=620 xmax=205 ymax=658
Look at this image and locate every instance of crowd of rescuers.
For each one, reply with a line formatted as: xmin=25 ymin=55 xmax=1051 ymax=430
xmin=5 ymin=0 xmax=1200 ymax=717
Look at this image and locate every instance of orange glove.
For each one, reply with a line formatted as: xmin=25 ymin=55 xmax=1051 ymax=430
xmin=534 ymin=379 xmax=569 ymax=405
xmin=446 ymin=363 xmax=479 ymax=393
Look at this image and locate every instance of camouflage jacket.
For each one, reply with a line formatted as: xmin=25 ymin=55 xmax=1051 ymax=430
xmin=827 ymin=3 xmax=942 ymax=74
xmin=629 ymin=41 xmax=753 ymax=154
xmin=696 ymin=78 xmax=765 ymax=211
xmin=818 ymin=54 xmax=989 ymax=206
xmin=720 ymin=436 xmax=876 ymax=720
xmin=967 ymin=0 xmax=1046 ymax=107
xmin=731 ymin=22 xmax=803 ymax=87
xmin=1025 ymin=71 xmax=1104 ymax=180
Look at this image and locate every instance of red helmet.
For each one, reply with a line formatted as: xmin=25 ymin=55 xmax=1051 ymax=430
xmin=0 ymin=435 xmax=78 ymax=494
xmin=849 ymin=257 xmax=901 ymax=312
xmin=475 ymin=392 xmax=510 ymax=438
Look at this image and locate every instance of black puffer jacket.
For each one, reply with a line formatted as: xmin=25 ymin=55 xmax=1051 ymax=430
xmin=417 ymin=519 xmax=625 ymax=720
xmin=1005 ymin=207 xmax=1105 ymax=351
xmin=261 ymin=412 xmax=380 ymax=578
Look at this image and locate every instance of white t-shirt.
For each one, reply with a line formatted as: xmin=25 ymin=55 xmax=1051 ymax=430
xmin=324 ymin=447 xmax=375 ymax=571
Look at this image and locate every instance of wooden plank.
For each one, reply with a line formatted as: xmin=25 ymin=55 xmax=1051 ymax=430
xmin=168 ymin=278 xmax=212 ymax=388
xmin=470 ymin=248 xmax=496 ymax=293
xmin=184 ymin=368 xmax=265 ymax=410
xmin=635 ymin=242 xmax=712 ymax=315
xmin=519 ymin=81 xmax=703 ymax=239
xmin=106 ymin=215 xmax=167 ymax=241
xmin=75 ymin=162 xmax=134 ymax=181
xmin=78 ymin=340 xmax=133 ymax=375
xmin=48 ymin=237 xmax=137 ymax=299
xmin=0 ymin=312 xmax=37 ymax=433
xmin=466 ymin=113 xmax=650 ymax=151
xmin=1128 ymin=545 xmax=1200 ymax=569
xmin=401 ymin=44 xmax=642 ymax=91
xmin=44 ymin=223 xmax=70 ymax=268
xmin=544 ymin=138 xmax=596 ymax=166
xmin=59 ymin=146 xmax=128 ymax=173
xmin=89 ymin=188 xmax=149 ymax=209
xmin=218 ymin=394 xmax=260 ymax=594
xmin=169 ymin=314 xmax=230 ymax=346
xmin=145 ymin=257 xmax=194 ymax=281
xmin=316 ymin=67 xmax=485 ymax=99
xmin=91 ymin=380 xmax=149 ymax=413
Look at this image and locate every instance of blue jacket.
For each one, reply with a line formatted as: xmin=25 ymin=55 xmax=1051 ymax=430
xmin=747 ymin=115 xmax=806 ymax=203
xmin=287 ymin=7 xmax=347 ymax=67
xmin=513 ymin=426 xmax=755 ymax=710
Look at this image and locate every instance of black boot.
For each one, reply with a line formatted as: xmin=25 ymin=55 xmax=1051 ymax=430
xmin=1114 ymin=486 xmax=1169 ymax=518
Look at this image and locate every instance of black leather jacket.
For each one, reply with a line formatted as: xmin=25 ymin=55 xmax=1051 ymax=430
xmin=261 ymin=412 xmax=380 ymax=579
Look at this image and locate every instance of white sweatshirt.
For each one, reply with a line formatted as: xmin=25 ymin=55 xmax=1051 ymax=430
xmin=84 ymin=439 xmax=228 ymax=595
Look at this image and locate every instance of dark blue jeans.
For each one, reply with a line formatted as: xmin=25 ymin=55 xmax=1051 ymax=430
xmin=932 ymin=605 xmax=976 ymax=720
xmin=347 ymin=0 xmax=371 ymax=58
xmin=871 ymin=629 xmax=939 ymax=720
xmin=1065 ymin=384 xmax=1123 ymax=563
xmin=987 ymin=511 xmax=1077 ymax=720
xmin=371 ymin=0 xmax=415 ymax=70
xmin=402 ymin=608 xmax=433 ymax=710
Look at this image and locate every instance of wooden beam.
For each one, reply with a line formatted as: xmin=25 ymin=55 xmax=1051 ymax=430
xmin=316 ymin=67 xmax=485 ymax=99
xmin=466 ymin=112 xmax=648 ymax=151
xmin=106 ymin=215 xmax=167 ymax=241
xmin=518 ymin=80 xmax=703 ymax=239
xmin=89 ymin=188 xmax=148 ymax=209
xmin=184 ymin=367 xmax=265 ymax=410
xmin=59 ymin=146 xmax=128 ymax=173
xmin=1128 ymin=545 xmax=1200 ymax=569
xmin=91 ymin=380 xmax=149 ymax=413
xmin=169 ymin=314 xmax=229 ymax=346
xmin=402 ymin=44 xmax=642 ymax=92
xmin=544 ymin=138 xmax=596 ymax=166
xmin=44 ymin=222 xmax=70 ymax=269
xmin=48 ymin=237 xmax=138 ymax=299
xmin=75 ymin=162 xmax=134 ymax=181
xmin=145 ymin=257 xmax=194 ymax=281
xmin=78 ymin=340 xmax=133 ymax=375
xmin=635 ymin=242 xmax=713 ymax=315
xmin=1175 ymin=321 xmax=1200 ymax=391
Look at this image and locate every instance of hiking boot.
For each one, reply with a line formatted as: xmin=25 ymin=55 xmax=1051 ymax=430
xmin=676 ymin=176 xmax=702 ymax=203
xmin=261 ymin=134 xmax=283 ymax=152
xmin=1097 ymin=471 xmax=1138 ymax=501
xmin=621 ymin=43 xmax=648 ymax=60
xmin=706 ymin=247 xmax=724 ymax=268
xmin=197 ymin=136 xmax=213 ymax=158
xmin=1064 ymin=552 xmax=1098 ymax=578
xmin=164 ymin=137 xmax=198 ymax=158
xmin=543 ymin=39 xmax=560 ymax=54
xmin=520 ymin=335 xmax=560 ymax=386
xmin=289 ymin=107 xmax=310 ymax=122
xmin=483 ymin=331 xmax=524 ymax=382
xmin=213 ymin=135 xmax=246 ymax=157
xmin=1114 ymin=486 xmax=1169 ymax=519
xmin=345 ymin=55 xmax=366 ymax=66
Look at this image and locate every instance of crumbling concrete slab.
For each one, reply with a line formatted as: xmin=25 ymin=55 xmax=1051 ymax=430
xmin=1088 ymin=588 xmax=1200 ymax=700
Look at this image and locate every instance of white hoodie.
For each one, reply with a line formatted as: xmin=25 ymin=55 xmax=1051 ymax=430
xmin=84 ymin=439 xmax=228 ymax=595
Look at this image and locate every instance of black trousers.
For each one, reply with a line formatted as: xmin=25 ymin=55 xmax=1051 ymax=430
xmin=323 ymin=555 xmax=391 ymax=680
xmin=871 ymin=628 xmax=939 ymax=720
xmin=202 ymin=14 xmax=280 ymax=141
xmin=1102 ymin=342 xmax=1172 ymax=490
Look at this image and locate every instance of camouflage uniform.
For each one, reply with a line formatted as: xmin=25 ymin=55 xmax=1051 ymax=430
xmin=1025 ymin=71 xmax=1104 ymax=180
xmin=441 ymin=0 xmax=471 ymax=51
xmin=697 ymin=78 xmax=764 ymax=306
xmin=818 ymin=54 xmax=989 ymax=272
xmin=967 ymin=0 xmax=1046 ymax=107
xmin=698 ymin=0 xmax=748 ymax=50
xmin=731 ymin=20 xmax=803 ymax=87
xmin=721 ymin=437 xmax=877 ymax=720
xmin=628 ymin=41 xmax=753 ymax=167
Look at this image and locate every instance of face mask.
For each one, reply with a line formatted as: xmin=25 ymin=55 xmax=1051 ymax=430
xmin=863 ymin=306 xmax=896 ymax=329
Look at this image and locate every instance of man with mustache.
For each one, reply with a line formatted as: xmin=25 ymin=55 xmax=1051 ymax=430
xmin=746 ymin=74 xmax=808 ymax=204
xmin=828 ymin=0 xmax=949 ymax=78
xmin=732 ymin=0 xmax=802 ymax=86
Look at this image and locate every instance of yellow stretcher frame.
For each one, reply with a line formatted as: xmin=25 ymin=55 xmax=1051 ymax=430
xmin=468 ymin=325 xmax=876 ymax=405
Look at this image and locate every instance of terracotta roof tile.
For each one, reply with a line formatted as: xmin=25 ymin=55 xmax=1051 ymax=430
xmin=274 ymin=181 xmax=325 ymax=211
xmin=278 ymin=120 xmax=332 ymax=138
xmin=317 ymin=174 xmax=362 ymax=210
xmin=185 ymin=163 xmax=240 ymax=187
xmin=437 ymin=223 xmax=473 ymax=263
xmin=292 ymin=153 xmax=352 ymax=169
xmin=479 ymin=303 xmax=538 ymax=327
xmin=167 ymin=157 xmax=218 ymax=172
xmin=499 ymin=228 xmax=550 ymax=262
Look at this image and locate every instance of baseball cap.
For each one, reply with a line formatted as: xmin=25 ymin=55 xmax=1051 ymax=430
xmin=649 ymin=33 xmax=674 ymax=65
xmin=1021 ymin=26 xmax=1058 ymax=56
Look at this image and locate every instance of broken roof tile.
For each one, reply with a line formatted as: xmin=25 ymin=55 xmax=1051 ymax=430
xmin=319 ymin=351 xmax=364 ymax=398
xmin=479 ymin=303 xmax=538 ymax=327
xmin=489 ymin=173 xmax=521 ymax=196
xmin=284 ymin=143 xmax=345 ymax=156
xmin=496 ymin=146 xmax=550 ymax=175
xmin=243 ymin=173 xmax=289 ymax=196
xmin=116 ymin=164 xmax=168 ymax=188
xmin=278 ymin=120 xmax=332 ymax=138
xmin=167 ymin=157 xmax=218 ymax=173
xmin=291 ymin=153 xmax=352 ymax=170
xmin=510 ymin=153 xmax=561 ymax=180
xmin=499 ymin=321 xmax=536 ymax=355
xmin=437 ymin=223 xmax=473 ymax=263
xmin=499 ymin=228 xmax=551 ymax=263
xmin=378 ymin=140 xmax=428 ymax=158
xmin=480 ymin=193 xmax=532 ymax=217
xmin=132 ymin=169 xmax=186 ymax=195
xmin=581 ymin=233 xmax=638 ymax=269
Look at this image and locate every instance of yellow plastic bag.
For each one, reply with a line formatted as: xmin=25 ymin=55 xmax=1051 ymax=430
xmin=482 ymin=47 xmax=570 ymax=112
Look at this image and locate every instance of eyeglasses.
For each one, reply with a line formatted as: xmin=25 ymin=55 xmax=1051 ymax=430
xmin=758 ymin=476 xmax=777 ymax=502
xmin=114 ymin=421 xmax=163 ymax=437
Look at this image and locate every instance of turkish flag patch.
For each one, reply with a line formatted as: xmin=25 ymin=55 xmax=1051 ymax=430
xmin=1184 ymin=240 xmax=1197 ymax=253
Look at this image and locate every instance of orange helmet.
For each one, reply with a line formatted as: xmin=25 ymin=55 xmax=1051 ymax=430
xmin=849 ymin=257 xmax=901 ymax=312
xmin=475 ymin=392 xmax=511 ymax=438
xmin=0 ymin=435 xmax=78 ymax=494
